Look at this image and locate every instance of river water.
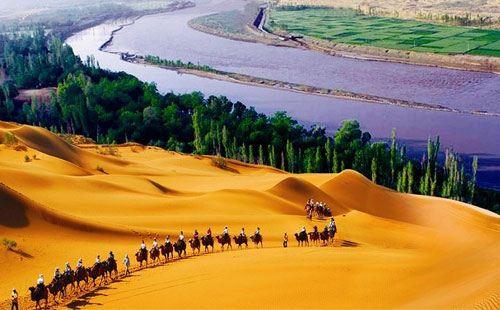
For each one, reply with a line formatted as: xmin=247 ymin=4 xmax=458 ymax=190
xmin=66 ymin=0 xmax=500 ymax=189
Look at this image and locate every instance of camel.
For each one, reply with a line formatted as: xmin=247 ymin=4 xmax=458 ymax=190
xmin=295 ymin=231 xmax=309 ymax=247
xmin=249 ymin=234 xmax=263 ymax=248
xmin=135 ymin=248 xmax=148 ymax=267
xmin=160 ymin=243 xmax=174 ymax=261
xmin=105 ymin=257 xmax=118 ymax=278
xmin=201 ymin=235 xmax=214 ymax=252
xmin=150 ymin=247 xmax=161 ymax=264
xmin=233 ymin=235 xmax=248 ymax=249
xmin=215 ymin=234 xmax=232 ymax=251
xmin=75 ymin=266 xmax=89 ymax=291
xmin=87 ymin=263 xmax=107 ymax=287
xmin=29 ymin=285 xmax=48 ymax=309
xmin=173 ymin=239 xmax=187 ymax=258
xmin=189 ymin=238 xmax=201 ymax=254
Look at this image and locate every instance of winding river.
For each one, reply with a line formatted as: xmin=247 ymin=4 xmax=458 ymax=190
xmin=66 ymin=0 xmax=500 ymax=189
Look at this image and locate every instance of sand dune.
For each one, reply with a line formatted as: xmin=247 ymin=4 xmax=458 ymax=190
xmin=0 ymin=121 xmax=499 ymax=308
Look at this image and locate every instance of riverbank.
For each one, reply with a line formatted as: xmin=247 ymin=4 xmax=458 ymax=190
xmin=123 ymin=54 xmax=500 ymax=117
xmin=188 ymin=4 xmax=500 ymax=74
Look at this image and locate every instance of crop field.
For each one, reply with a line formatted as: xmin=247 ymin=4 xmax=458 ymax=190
xmin=267 ymin=8 xmax=500 ymax=57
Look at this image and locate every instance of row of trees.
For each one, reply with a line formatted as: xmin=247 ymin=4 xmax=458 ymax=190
xmin=0 ymin=26 xmax=498 ymax=212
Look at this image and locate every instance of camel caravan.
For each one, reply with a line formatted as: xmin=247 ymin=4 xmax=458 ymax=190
xmin=25 ymin=205 xmax=337 ymax=309
xmin=27 ymin=226 xmax=264 ymax=309
xmin=305 ymin=198 xmax=332 ymax=220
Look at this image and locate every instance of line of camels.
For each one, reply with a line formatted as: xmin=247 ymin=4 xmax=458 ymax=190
xmin=24 ymin=223 xmax=336 ymax=309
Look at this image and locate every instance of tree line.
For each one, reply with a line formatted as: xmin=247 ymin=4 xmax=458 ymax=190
xmin=0 ymin=27 xmax=498 ymax=213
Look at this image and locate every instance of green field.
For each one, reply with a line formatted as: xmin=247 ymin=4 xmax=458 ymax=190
xmin=267 ymin=7 xmax=500 ymax=57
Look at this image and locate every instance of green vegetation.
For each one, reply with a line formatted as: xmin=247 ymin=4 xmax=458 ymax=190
xmin=267 ymin=7 xmax=500 ymax=57
xmin=145 ymin=55 xmax=216 ymax=73
xmin=0 ymin=0 xmax=189 ymax=38
xmin=0 ymin=26 xmax=498 ymax=212
xmin=2 ymin=238 xmax=17 ymax=250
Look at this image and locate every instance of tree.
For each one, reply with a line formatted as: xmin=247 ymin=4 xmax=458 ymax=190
xmin=371 ymin=157 xmax=377 ymax=184
xmin=192 ymin=109 xmax=203 ymax=154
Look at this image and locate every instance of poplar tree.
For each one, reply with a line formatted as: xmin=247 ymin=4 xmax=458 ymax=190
xmin=249 ymin=145 xmax=255 ymax=164
xmin=286 ymin=140 xmax=295 ymax=172
xmin=192 ymin=109 xmax=203 ymax=154
xmin=258 ymin=145 xmax=264 ymax=165
xmin=371 ymin=157 xmax=377 ymax=184
xmin=222 ymin=125 xmax=230 ymax=158
xmin=325 ymin=138 xmax=333 ymax=171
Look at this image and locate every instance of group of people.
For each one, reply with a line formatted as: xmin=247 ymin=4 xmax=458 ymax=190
xmin=140 ymin=226 xmax=263 ymax=251
xmin=19 ymin=221 xmax=335 ymax=309
xmin=32 ymin=251 xmax=116 ymax=292
xmin=305 ymin=198 xmax=332 ymax=219
xmin=295 ymin=217 xmax=337 ymax=246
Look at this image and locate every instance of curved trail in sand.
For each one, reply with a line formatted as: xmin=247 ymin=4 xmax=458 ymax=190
xmin=1 ymin=121 xmax=499 ymax=308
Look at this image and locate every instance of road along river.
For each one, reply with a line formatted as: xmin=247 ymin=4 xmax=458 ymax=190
xmin=66 ymin=1 xmax=500 ymax=189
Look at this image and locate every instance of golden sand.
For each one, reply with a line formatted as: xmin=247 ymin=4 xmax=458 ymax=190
xmin=0 ymin=122 xmax=499 ymax=308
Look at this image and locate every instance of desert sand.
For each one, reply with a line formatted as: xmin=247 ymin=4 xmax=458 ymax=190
xmin=1 ymin=121 xmax=499 ymax=309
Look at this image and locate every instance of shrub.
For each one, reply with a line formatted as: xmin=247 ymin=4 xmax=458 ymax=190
xmin=3 ymin=132 xmax=17 ymax=147
xmin=2 ymin=238 xmax=17 ymax=250
xmin=96 ymin=165 xmax=106 ymax=173
xmin=211 ymin=156 xmax=228 ymax=169
xmin=98 ymin=144 xmax=120 ymax=156
xmin=24 ymin=154 xmax=31 ymax=162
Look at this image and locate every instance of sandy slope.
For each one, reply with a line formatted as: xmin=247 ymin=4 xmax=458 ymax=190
xmin=0 ymin=121 xmax=499 ymax=309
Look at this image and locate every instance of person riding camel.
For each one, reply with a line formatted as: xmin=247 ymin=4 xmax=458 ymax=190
xmin=109 ymin=251 xmax=115 ymax=260
xmin=54 ymin=268 xmax=61 ymax=281
xmin=283 ymin=233 xmax=288 ymax=248
xmin=313 ymin=225 xmax=318 ymax=233
xmin=240 ymin=228 xmax=246 ymax=237
xmin=301 ymin=226 xmax=306 ymax=233
xmin=36 ymin=274 xmax=44 ymax=290
xmin=76 ymin=258 xmax=83 ymax=269
xmin=194 ymin=229 xmax=199 ymax=239
xmin=179 ymin=231 xmax=185 ymax=241
xmin=207 ymin=227 xmax=212 ymax=237
xmin=165 ymin=235 xmax=171 ymax=245
xmin=94 ymin=255 xmax=101 ymax=268
xmin=140 ymin=240 xmax=147 ymax=251
xmin=152 ymin=238 xmax=158 ymax=250
xmin=64 ymin=262 xmax=72 ymax=276
xmin=223 ymin=226 xmax=229 ymax=237
xmin=255 ymin=227 xmax=261 ymax=236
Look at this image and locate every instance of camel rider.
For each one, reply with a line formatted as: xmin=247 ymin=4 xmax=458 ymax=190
xmin=140 ymin=240 xmax=147 ymax=251
xmin=77 ymin=258 xmax=83 ymax=269
xmin=64 ymin=262 xmax=72 ymax=275
xmin=223 ymin=226 xmax=229 ymax=237
xmin=194 ymin=230 xmax=199 ymax=239
xmin=240 ymin=228 xmax=246 ymax=237
xmin=165 ymin=235 xmax=171 ymax=245
xmin=179 ymin=231 xmax=185 ymax=242
xmin=313 ymin=225 xmax=318 ymax=233
xmin=152 ymin=238 xmax=158 ymax=249
xmin=328 ymin=217 xmax=336 ymax=231
xmin=283 ymin=233 xmax=288 ymax=248
xmin=255 ymin=227 xmax=261 ymax=236
xmin=94 ymin=255 xmax=101 ymax=267
xmin=207 ymin=228 xmax=212 ymax=237
xmin=301 ymin=226 xmax=306 ymax=234
xmin=37 ymin=274 xmax=44 ymax=290
xmin=54 ymin=268 xmax=61 ymax=280
xmin=109 ymin=251 xmax=115 ymax=261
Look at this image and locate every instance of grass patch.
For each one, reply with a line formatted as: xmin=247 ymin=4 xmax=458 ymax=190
xmin=2 ymin=238 xmax=17 ymax=250
xmin=268 ymin=7 xmax=500 ymax=57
